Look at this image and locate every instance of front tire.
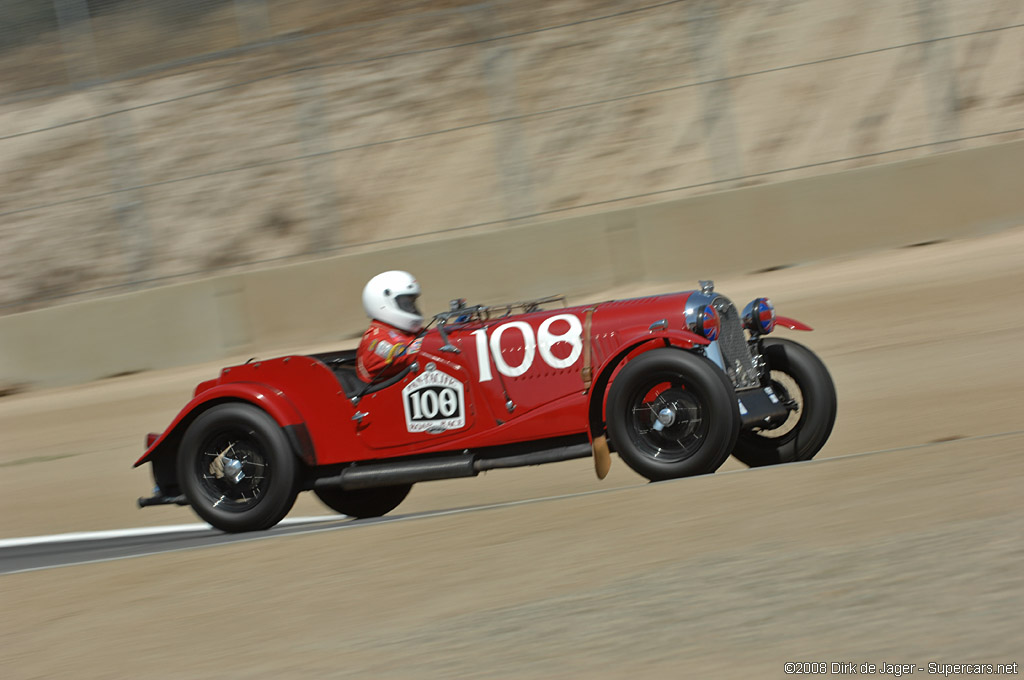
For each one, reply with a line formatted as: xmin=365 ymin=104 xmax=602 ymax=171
xmin=177 ymin=403 xmax=299 ymax=532
xmin=732 ymin=338 xmax=837 ymax=467
xmin=607 ymin=348 xmax=739 ymax=481
xmin=314 ymin=484 xmax=412 ymax=519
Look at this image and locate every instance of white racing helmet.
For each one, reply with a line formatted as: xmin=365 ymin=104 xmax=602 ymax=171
xmin=362 ymin=270 xmax=423 ymax=332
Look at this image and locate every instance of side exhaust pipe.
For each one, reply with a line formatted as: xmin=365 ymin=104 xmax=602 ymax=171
xmin=315 ymin=455 xmax=478 ymax=491
xmin=313 ymin=441 xmax=594 ymax=491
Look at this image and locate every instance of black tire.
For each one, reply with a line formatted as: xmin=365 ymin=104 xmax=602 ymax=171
xmin=314 ymin=484 xmax=412 ymax=519
xmin=607 ymin=348 xmax=739 ymax=481
xmin=732 ymin=337 xmax=837 ymax=467
xmin=177 ymin=403 xmax=299 ymax=532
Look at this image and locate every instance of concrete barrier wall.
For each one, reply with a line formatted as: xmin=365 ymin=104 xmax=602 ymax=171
xmin=3 ymin=139 xmax=1023 ymax=390
xmin=634 ymin=138 xmax=1024 ymax=280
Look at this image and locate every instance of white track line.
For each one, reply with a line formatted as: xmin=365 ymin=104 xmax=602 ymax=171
xmin=0 ymin=515 xmax=344 ymax=549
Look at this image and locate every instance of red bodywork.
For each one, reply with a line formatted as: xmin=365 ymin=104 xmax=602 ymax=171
xmin=138 ymin=294 xmax=707 ymax=468
xmin=136 ymin=292 xmax=809 ymax=471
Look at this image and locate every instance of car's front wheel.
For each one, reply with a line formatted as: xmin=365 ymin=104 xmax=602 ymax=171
xmin=177 ymin=403 xmax=299 ymax=533
xmin=607 ymin=348 xmax=738 ymax=481
xmin=314 ymin=484 xmax=412 ymax=519
xmin=732 ymin=338 xmax=837 ymax=467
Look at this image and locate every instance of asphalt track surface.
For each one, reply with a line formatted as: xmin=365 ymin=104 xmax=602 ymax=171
xmin=0 ymin=450 xmax=925 ymax=575
xmin=2 ymin=227 xmax=1023 ymax=679
xmin=3 ymin=432 xmax=1020 ymax=577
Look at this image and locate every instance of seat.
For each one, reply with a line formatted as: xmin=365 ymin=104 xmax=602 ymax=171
xmin=309 ymin=350 xmax=417 ymax=399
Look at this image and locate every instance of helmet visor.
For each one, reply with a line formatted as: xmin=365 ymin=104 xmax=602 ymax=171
xmin=395 ymin=293 xmax=421 ymax=316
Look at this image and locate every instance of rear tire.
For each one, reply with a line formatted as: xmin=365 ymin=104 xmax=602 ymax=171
xmin=607 ymin=348 xmax=738 ymax=481
xmin=177 ymin=403 xmax=299 ymax=532
xmin=314 ymin=484 xmax=412 ymax=519
xmin=732 ymin=338 xmax=837 ymax=467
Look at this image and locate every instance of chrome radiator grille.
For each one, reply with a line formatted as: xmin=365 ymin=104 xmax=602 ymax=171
xmin=713 ymin=297 xmax=761 ymax=389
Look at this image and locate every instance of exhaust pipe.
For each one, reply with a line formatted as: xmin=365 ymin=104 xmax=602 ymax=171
xmin=474 ymin=442 xmax=591 ymax=471
xmin=313 ymin=441 xmax=593 ymax=491
xmin=314 ymin=455 xmax=478 ymax=491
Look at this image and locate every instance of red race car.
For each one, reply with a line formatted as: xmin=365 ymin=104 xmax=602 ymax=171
xmin=136 ymin=281 xmax=836 ymax=532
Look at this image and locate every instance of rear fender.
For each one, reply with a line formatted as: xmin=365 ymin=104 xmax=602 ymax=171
xmin=585 ymin=330 xmax=707 ymax=438
xmin=133 ymin=382 xmax=308 ymax=469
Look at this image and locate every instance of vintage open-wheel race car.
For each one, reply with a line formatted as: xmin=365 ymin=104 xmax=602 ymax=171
xmin=135 ymin=281 xmax=837 ymax=532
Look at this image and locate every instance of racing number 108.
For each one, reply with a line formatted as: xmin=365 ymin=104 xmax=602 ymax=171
xmin=471 ymin=314 xmax=583 ymax=381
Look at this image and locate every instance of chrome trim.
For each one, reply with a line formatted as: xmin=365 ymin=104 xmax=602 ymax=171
xmin=704 ymin=340 xmax=726 ymax=371
xmin=686 ymin=291 xmax=761 ymax=390
xmin=683 ymin=291 xmax=717 ymax=330
xmin=741 ymin=297 xmax=775 ymax=336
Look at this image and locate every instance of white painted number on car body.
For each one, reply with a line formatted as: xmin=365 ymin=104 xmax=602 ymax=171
xmin=490 ymin=321 xmax=535 ymax=378
xmin=472 ymin=314 xmax=583 ymax=381
xmin=538 ymin=314 xmax=583 ymax=369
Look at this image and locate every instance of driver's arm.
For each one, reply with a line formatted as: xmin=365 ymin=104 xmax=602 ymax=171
xmin=358 ymin=328 xmax=422 ymax=381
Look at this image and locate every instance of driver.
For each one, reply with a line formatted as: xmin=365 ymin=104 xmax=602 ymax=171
xmin=356 ymin=270 xmax=424 ymax=382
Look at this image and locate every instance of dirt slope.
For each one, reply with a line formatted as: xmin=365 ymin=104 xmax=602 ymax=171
xmin=2 ymin=0 xmax=1022 ymax=309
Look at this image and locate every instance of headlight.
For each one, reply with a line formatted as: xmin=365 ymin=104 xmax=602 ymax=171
xmin=692 ymin=304 xmax=721 ymax=341
xmin=743 ymin=297 xmax=776 ymax=334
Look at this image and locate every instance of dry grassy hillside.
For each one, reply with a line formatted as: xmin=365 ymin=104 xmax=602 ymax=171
xmin=1 ymin=0 xmax=1021 ymax=311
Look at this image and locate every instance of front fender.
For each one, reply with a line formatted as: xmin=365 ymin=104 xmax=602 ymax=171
xmin=133 ymin=381 xmax=306 ymax=468
xmin=775 ymin=315 xmax=813 ymax=331
xmin=585 ymin=329 xmax=708 ymax=437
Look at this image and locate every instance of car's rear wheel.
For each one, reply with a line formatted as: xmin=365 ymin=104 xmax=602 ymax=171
xmin=607 ymin=348 xmax=738 ymax=481
xmin=314 ymin=484 xmax=412 ymax=519
xmin=732 ymin=338 xmax=837 ymax=467
xmin=177 ymin=403 xmax=299 ymax=533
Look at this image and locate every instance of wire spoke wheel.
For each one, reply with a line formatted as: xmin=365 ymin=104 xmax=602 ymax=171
xmin=607 ymin=349 xmax=737 ymax=481
xmin=194 ymin=430 xmax=270 ymax=513
xmin=625 ymin=381 xmax=709 ymax=463
xmin=178 ymin=403 xmax=299 ymax=532
xmin=733 ymin=338 xmax=837 ymax=467
xmin=753 ymin=372 xmax=803 ymax=440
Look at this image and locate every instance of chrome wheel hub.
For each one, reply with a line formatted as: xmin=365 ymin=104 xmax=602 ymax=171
xmin=210 ymin=443 xmax=247 ymax=485
xmin=653 ymin=406 xmax=676 ymax=431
